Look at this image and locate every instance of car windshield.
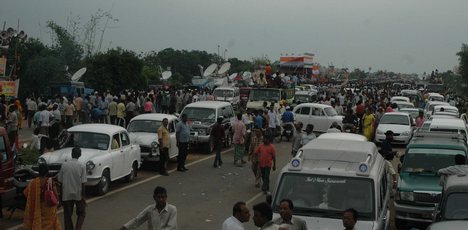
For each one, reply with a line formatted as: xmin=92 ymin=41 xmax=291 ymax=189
xmin=379 ymin=114 xmax=409 ymax=125
xmin=444 ymin=193 xmax=468 ymax=220
xmin=400 ymin=110 xmax=419 ymax=119
xmin=295 ymin=95 xmax=311 ymax=103
xmin=402 ymin=149 xmax=465 ymax=174
xmin=324 ymin=107 xmax=338 ymax=116
xmin=65 ymin=132 xmax=110 ymax=150
xmin=397 ymin=103 xmax=414 ymax=109
xmin=273 ymin=173 xmax=374 ymax=220
xmin=182 ymin=107 xmax=216 ymax=122
xmin=128 ymin=120 xmax=162 ymax=133
xmin=213 ymin=90 xmax=234 ymax=98
xmin=250 ymin=89 xmax=280 ymax=101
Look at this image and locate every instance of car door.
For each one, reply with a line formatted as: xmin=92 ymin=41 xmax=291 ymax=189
xmin=110 ymin=133 xmax=125 ymax=179
xmin=168 ymin=120 xmax=178 ymax=158
xmin=294 ymin=105 xmax=311 ymax=129
xmin=311 ymin=107 xmax=328 ymax=132
xmin=120 ymin=132 xmax=132 ymax=175
xmin=375 ymin=169 xmax=391 ymax=230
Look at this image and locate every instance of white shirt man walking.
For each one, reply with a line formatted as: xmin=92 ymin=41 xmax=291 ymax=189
xmin=222 ymin=201 xmax=251 ymax=230
xmin=57 ymin=147 xmax=87 ymax=230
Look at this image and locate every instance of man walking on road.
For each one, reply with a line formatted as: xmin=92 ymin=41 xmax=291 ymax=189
xmin=232 ymin=113 xmax=246 ymax=166
xmin=57 ymin=147 xmax=87 ymax=230
xmin=176 ymin=114 xmax=190 ymax=172
xmin=248 ymin=128 xmax=263 ymax=187
xmin=255 ymin=138 xmax=276 ymax=194
xmin=211 ymin=117 xmax=225 ymax=168
xmin=157 ymin=118 xmax=171 ymax=176
xmin=122 ymin=186 xmax=177 ymax=230
xmin=222 ymin=201 xmax=251 ymax=230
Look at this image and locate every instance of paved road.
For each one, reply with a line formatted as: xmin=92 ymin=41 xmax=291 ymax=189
xmin=3 ymin=135 xmax=407 ymax=230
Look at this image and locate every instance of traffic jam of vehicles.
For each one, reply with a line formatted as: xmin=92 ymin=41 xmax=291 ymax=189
xmin=1 ymin=61 xmax=468 ymax=230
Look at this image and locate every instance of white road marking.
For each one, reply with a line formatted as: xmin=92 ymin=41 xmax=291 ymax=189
xmin=246 ymin=192 xmax=265 ymax=205
xmin=6 ymin=148 xmax=233 ymax=230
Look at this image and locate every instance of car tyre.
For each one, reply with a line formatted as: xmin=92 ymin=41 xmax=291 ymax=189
xmin=96 ymin=170 xmax=110 ymax=196
xmin=125 ymin=162 xmax=138 ymax=183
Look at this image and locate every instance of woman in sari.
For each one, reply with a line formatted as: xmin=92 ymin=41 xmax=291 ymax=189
xmin=362 ymin=106 xmax=376 ymax=141
xmin=23 ymin=163 xmax=61 ymax=230
xmin=15 ymin=99 xmax=23 ymax=129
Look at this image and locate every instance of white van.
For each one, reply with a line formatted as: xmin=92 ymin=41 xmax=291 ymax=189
xmin=429 ymin=118 xmax=468 ymax=143
xmin=212 ymin=87 xmax=240 ymax=109
xmin=272 ymin=134 xmax=391 ymax=230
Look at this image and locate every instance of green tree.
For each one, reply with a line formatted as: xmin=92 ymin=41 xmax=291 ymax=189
xmin=47 ymin=21 xmax=83 ymax=72
xmin=83 ymin=48 xmax=145 ymax=92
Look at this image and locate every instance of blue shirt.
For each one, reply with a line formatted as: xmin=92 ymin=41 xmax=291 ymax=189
xmin=281 ymin=111 xmax=294 ymax=123
xmin=255 ymin=115 xmax=264 ymax=129
xmin=176 ymin=121 xmax=190 ymax=143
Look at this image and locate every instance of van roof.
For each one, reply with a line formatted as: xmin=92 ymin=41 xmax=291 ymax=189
xmin=288 ymin=138 xmax=382 ymax=177
xmin=184 ymin=101 xmax=232 ymax=109
xmin=408 ymin=131 xmax=467 ymax=151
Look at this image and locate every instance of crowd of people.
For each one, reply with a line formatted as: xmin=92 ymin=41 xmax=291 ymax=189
xmin=15 ymin=74 xmax=468 ymax=230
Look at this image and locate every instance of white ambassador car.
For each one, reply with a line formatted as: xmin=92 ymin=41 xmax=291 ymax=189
xmin=375 ymin=112 xmax=414 ymax=144
xmin=293 ymin=103 xmax=344 ymax=133
xmin=127 ymin=114 xmax=179 ymax=162
xmin=38 ymin=124 xmax=141 ymax=195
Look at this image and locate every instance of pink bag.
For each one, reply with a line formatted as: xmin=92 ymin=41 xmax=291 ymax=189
xmin=44 ymin=178 xmax=59 ymax=206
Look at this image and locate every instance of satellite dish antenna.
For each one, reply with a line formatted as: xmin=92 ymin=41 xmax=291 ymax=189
xmin=217 ymin=62 xmax=231 ymax=75
xmin=203 ymin=63 xmax=218 ymax=77
xmin=161 ymin=71 xmax=172 ymax=80
xmin=71 ymin=67 xmax=87 ymax=81
xmin=228 ymin=73 xmax=238 ymax=80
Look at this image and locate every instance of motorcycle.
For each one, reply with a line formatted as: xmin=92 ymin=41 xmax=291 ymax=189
xmin=281 ymin=123 xmax=294 ymax=141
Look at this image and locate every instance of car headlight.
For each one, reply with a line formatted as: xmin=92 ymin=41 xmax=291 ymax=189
xmin=401 ymin=131 xmax=411 ymax=136
xmin=86 ymin=161 xmax=95 ymax=174
xmin=399 ymin=191 xmax=414 ymax=201
xmin=38 ymin=157 xmax=47 ymax=165
xmin=198 ymin=129 xmax=206 ymax=135
xmin=376 ymin=130 xmax=384 ymax=135
xmin=151 ymin=141 xmax=158 ymax=154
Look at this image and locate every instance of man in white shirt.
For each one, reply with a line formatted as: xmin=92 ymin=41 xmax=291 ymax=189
xmin=122 ymin=186 xmax=177 ymax=230
xmin=438 ymin=154 xmax=468 ymax=186
xmin=57 ymin=147 xmax=87 ymax=230
xmin=222 ymin=201 xmax=251 ymax=230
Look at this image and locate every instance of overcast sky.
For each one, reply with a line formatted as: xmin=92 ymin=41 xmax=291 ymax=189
xmin=2 ymin=0 xmax=468 ymax=74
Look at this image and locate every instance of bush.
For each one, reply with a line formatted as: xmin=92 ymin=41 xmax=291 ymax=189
xmin=17 ymin=148 xmax=40 ymax=165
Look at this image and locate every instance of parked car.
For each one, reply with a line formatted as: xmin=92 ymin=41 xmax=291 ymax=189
xmin=375 ymin=112 xmax=414 ymax=145
xmin=294 ymin=90 xmax=317 ymax=104
xmin=399 ymin=108 xmax=421 ymax=120
xmin=293 ymin=103 xmax=343 ymax=133
xmin=391 ymin=96 xmax=411 ymax=103
xmin=180 ymin=101 xmax=234 ymax=153
xmin=424 ymin=101 xmax=450 ymax=118
xmin=395 ymin=101 xmax=415 ymax=110
xmin=272 ymin=135 xmax=391 ymax=230
xmin=394 ymin=131 xmax=468 ymax=229
xmin=427 ymin=92 xmax=445 ymax=102
xmin=432 ymin=105 xmax=459 ymax=118
xmin=127 ymin=114 xmax=179 ymax=162
xmin=431 ymin=175 xmax=468 ymax=228
xmin=38 ymin=124 xmax=142 ymax=195
xmin=213 ymin=87 xmax=240 ymax=109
